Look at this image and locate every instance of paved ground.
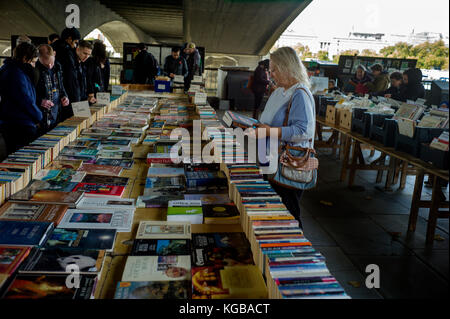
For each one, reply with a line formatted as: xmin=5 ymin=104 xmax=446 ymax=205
xmin=216 ymin=109 xmax=449 ymax=299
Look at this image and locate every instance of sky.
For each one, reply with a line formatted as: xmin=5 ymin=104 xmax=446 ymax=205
xmin=286 ymin=0 xmax=449 ymax=38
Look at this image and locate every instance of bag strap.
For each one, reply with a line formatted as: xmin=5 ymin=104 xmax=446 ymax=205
xmin=283 ymin=87 xmax=315 ymax=148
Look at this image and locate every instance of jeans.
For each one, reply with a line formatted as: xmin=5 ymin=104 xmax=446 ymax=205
xmin=270 ymin=182 xmax=304 ymax=229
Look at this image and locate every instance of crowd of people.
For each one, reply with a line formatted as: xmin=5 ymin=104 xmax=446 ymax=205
xmin=344 ymin=63 xmax=425 ymax=101
xmin=133 ymin=42 xmax=202 ymax=93
xmin=0 ymin=27 xmax=111 ymax=155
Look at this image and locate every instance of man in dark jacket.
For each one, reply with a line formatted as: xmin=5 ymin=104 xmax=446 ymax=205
xmin=183 ymin=43 xmax=202 ymax=92
xmin=251 ymin=59 xmax=270 ymax=119
xmin=164 ymin=47 xmax=188 ymax=80
xmin=35 ymin=44 xmax=70 ymax=133
xmin=133 ymin=43 xmax=158 ymax=84
xmin=85 ymin=41 xmax=110 ymax=95
xmin=57 ymin=35 xmax=93 ymax=120
xmin=0 ymin=43 xmax=42 ymax=153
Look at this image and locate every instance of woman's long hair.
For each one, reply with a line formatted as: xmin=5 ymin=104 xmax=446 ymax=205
xmin=270 ymin=46 xmax=310 ymax=88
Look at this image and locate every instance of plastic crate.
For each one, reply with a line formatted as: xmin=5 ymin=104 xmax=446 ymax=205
xmin=154 ymin=80 xmax=172 ymax=93
xmin=420 ymin=143 xmax=449 ymax=170
xmin=368 ymin=114 xmax=395 ymax=146
xmin=351 ymin=108 xmax=370 ymax=137
xmin=394 ymin=127 xmax=446 ymax=158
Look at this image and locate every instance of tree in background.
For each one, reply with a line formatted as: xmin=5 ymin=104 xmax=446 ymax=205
xmin=379 ymin=40 xmax=448 ymax=70
xmin=294 ymin=43 xmax=314 ymax=59
xmin=316 ymin=50 xmax=330 ymax=61
xmin=332 ymin=49 xmax=359 ymax=63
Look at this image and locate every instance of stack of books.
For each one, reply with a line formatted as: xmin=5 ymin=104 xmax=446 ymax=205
xmin=0 ymin=92 xmax=136 ymax=298
xmin=221 ymin=163 xmax=350 ymax=299
xmin=114 ymin=221 xmax=192 ymax=299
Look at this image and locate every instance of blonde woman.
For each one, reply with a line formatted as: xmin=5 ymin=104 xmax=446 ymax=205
xmin=257 ymin=46 xmax=316 ymax=227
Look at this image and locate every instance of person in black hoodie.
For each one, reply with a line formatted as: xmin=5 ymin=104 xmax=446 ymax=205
xmin=133 ymin=43 xmax=158 ymax=84
xmin=0 ymin=43 xmax=42 ymax=153
xmin=85 ymin=41 xmax=110 ymax=95
xmin=35 ymin=44 xmax=70 ymax=133
xmin=389 ymin=68 xmax=425 ymax=102
xmin=251 ymin=59 xmax=270 ymax=119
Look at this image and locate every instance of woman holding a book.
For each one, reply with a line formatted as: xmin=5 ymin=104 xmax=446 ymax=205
xmin=254 ymin=46 xmax=316 ymax=227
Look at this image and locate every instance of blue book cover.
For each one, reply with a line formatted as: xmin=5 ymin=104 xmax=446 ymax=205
xmin=0 ymin=221 xmax=53 ymax=246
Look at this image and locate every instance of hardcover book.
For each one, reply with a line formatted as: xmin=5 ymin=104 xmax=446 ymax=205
xmin=0 ymin=221 xmax=54 ymax=246
xmin=45 ymin=229 xmax=116 ymax=250
xmin=122 ymin=255 xmax=191 ymax=282
xmin=0 ymin=246 xmax=32 ymax=275
xmin=0 ymin=202 xmax=68 ymax=226
xmin=114 ymin=280 xmax=191 ymax=299
xmin=203 ymin=204 xmax=240 ymax=225
xmin=76 ymin=196 xmax=135 ymax=210
xmin=57 ymin=209 xmax=133 ymax=232
xmin=19 ymin=247 xmax=105 ymax=274
xmin=78 ymin=164 xmax=123 ymax=177
xmin=136 ymin=221 xmax=191 ymax=240
xmin=72 ymin=183 xmax=125 ymax=198
xmin=3 ymin=273 xmax=97 ymax=299
xmin=131 ymin=239 xmax=191 ymax=256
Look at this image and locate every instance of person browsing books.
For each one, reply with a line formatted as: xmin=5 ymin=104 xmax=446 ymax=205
xmin=0 ymin=42 xmax=42 ymax=154
xmin=364 ymin=64 xmax=390 ymax=95
xmin=381 ymin=72 xmax=404 ymax=98
xmin=164 ymin=47 xmax=188 ymax=80
xmin=346 ymin=65 xmax=373 ymax=96
xmin=255 ymin=46 xmax=316 ymax=227
xmin=35 ymin=44 xmax=70 ymax=133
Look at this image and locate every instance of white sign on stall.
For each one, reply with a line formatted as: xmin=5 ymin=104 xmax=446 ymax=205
xmin=96 ymin=92 xmax=111 ymax=105
xmin=72 ymin=101 xmax=91 ymax=118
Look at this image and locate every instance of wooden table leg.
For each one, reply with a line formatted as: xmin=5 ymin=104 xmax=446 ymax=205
xmin=375 ymin=153 xmax=386 ymax=183
xmin=340 ymin=135 xmax=351 ymax=183
xmin=384 ymin=156 xmax=396 ymax=191
xmin=426 ymin=175 xmax=442 ymax=245
xmin=398 ymin=161 xmax=409 ymax=190
xmin=348 ymin=140 xmax=360 ymax=187
xmin=408 ymin=169 xmax=425 ymax=232
xmin=317 ymin=124 xmax=323 ymax=142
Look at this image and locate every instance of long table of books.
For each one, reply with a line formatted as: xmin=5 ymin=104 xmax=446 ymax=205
xmin=0 ymin=90 xmax=349 ymax=300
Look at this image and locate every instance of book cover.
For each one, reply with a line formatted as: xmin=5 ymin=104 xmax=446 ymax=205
xmin=76 ymin=196 xmax=135 ymax=210
xmin=20 ymin=247 xmax=105 ymax=274
xmin=0 ymin=221 xmax=53 ymax=246
xmin=131 ymin=239 xmax=191 ymax=256
xmin=122 ymin=256 xmax=191 ymax=282
xmin=184 ymin=194 xmax=232 ymax=205
xmin=3 ymin=273 xmax=96 ymax=299
xmin=81 ymin=175 xmax=129 ymax=187
xmin=0 ymin=202 xmax=68 ymax=226
xmin=167 ymin=207 xmax=203 ymax=225
xmin=45 ymin=229 xmax=116 ymax=250
xmin=147 ymin=167 xmax=185 ymax=177
xmin=203 ymin=204 xmax=240 ymax=224
xmin=78 ymin=164 xmax=123 ymax=177
xmin=192 ymin=265 xmax=267 ymax=299
xmin=95 ymin=159 xmax=134 ymax=169
xmin=57 ymin=209 xmax=133 ymax=232
xmin=191 ymin=233 xmax=254 ymax=268
xmin=73 ymin=183 xmax=125 ymax=198
xmin=114 ymin=280 xmax=191 ymax=299
xmin=0 ymin=246 xmax=32 ymax=275
xmin=137 ymin=193 xmax=184 ymax=208
xmin=136 ymin=221 xmax=191 ymax=240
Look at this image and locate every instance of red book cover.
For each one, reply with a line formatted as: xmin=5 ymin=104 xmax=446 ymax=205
xmin=0 ymin=246 xmax=32 ymax=275
xmin=73 ymin=183 xmax=125 ymax=197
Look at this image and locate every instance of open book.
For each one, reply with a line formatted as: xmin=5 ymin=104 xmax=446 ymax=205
xmin=223 ymin=111 xmax=259 ymax=129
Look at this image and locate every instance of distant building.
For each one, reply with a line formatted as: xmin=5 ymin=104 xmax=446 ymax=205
xmin=276 ymin=30 xmax=450 ymax=58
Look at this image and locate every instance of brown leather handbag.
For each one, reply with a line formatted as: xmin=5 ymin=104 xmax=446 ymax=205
xmin=269 ymin=88 xmax=319 ymax=189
